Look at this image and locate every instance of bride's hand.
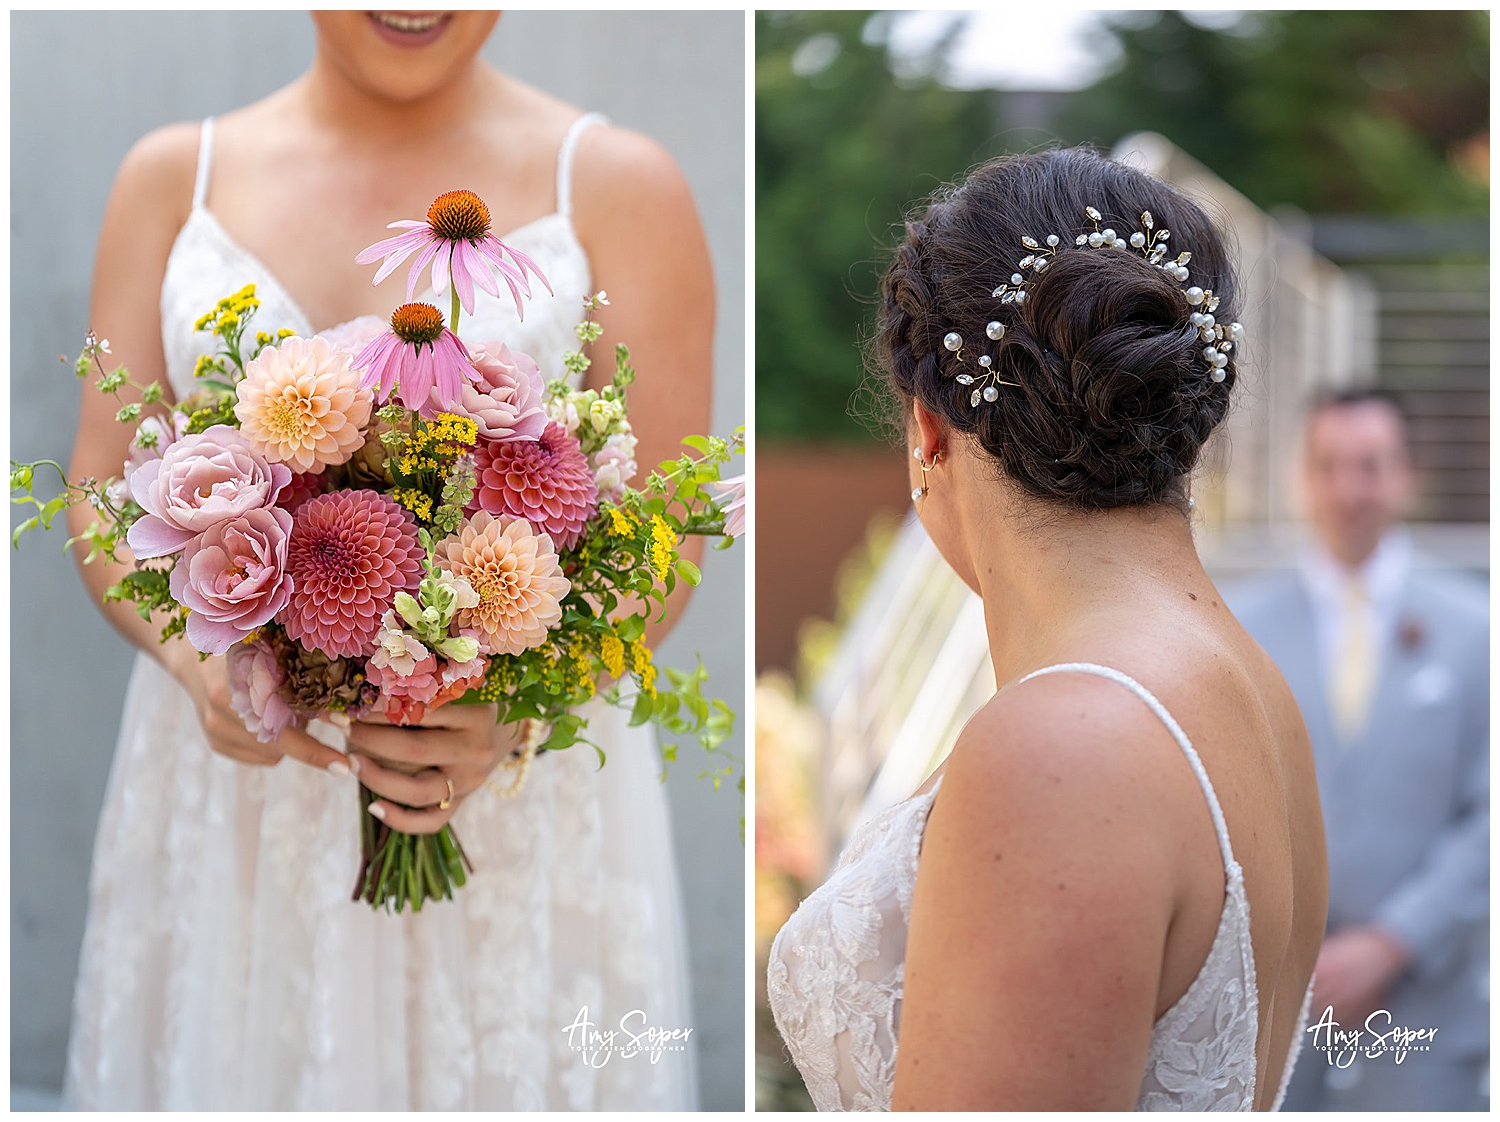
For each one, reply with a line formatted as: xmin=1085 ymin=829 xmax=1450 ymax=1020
xmin=170 ymin=649 xmax=352 ymax=774
xmin=345 ymin=703 xmax=523 ymax=834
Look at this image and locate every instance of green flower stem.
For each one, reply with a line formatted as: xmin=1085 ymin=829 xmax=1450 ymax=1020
xmin=449 ymin=280 xmax=461 ymax=335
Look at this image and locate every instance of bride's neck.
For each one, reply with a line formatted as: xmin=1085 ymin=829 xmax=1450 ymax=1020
xmin=945 ymin=458 xmax=1211 ymax=685
xmin=298 ymin=53 xmax=498 ymax=143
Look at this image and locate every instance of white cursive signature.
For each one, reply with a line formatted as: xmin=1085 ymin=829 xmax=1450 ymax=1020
xmin=1307 ymin=1005 xmax=1438 ymax=1066
xmin=561 ymin=1006 xmax=694 ymax=1067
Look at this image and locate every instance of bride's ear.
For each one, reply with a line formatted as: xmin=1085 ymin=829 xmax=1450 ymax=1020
xmin=912 ymin=399 xmax=947 ymax=460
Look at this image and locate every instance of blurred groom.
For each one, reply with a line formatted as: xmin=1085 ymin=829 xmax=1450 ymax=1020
xmin=1228 ymin=390 xmax=1488 ymax=1111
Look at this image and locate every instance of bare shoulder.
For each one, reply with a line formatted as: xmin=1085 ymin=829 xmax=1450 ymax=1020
xmin=571 ymin=123 xmax=699 ymax=233
xmin=107 ymin=120 xmax=201 ymax=232
xmin=924 ymin=670 xmax=1185 ymax=916
xmin=941 ymin=669 xmax=1186 ymax=821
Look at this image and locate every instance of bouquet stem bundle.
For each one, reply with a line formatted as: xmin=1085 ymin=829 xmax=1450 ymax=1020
xmin=353 ymin=783 xmax=472 ymax=910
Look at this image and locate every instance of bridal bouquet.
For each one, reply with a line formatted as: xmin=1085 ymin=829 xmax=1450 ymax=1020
xmin=14 ymin=189 xmax=743 ymax=913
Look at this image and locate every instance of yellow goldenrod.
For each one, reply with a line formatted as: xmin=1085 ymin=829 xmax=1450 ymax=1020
xmin=600 ymin=633 xmax=626 ymax=679
xmin=649 ymin=514 xmax=675 ymax=580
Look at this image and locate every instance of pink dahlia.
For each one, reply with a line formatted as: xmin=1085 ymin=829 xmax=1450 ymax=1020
xmin=280 ymin=470 xmax=329 ymax=513
xmin=353 ymin=302 xmax=480 ymax=412
xmin=227 ymin=636 xmax=297 ymax=743
xmin=355 ymin=189 xmax=551 ymax=318
xmin=435 ymin=511 xmax=570 ymax=656
xmin=170 ymin=507 xmax=295 ymax=655
xmin=235 ymin=335 xmax=374 ymax=473
xmin=451 ymin=341 xmax=548 ymax=442
xmin=470 ymin=421 xmax=598 ymax=551
xmin=282 ymin=490 xmax=424 ymax=658
xmin=127 ymin=424 xmax=290 ymax=559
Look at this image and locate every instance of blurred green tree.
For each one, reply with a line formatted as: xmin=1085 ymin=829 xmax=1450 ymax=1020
xmin=1063 ymin=10 xmax=1489 ymax=215
xmin=756 ymin=11 xmax=995 ymax=441
xmin=756 ymin=10 xmax=1489 ymax=443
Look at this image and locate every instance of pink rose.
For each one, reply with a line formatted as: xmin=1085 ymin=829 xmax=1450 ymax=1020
xmin=170 ymin=507 xmax=295 ymax=655
xmin=449 ymin=341 xmax=548 ymax=441
xmin=227 ymin=637 xmax=297 ymax=743
xmin=127 ymin=424 xmax=291 ymax=559
xmin=317 ymin=316 xmax=389 ymax=360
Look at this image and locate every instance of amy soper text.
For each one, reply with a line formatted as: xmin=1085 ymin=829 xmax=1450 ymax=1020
xmin=1307 ymin=1006 xmax=1438 ymax=1066
xmin=561 ymin=1006 xmax=694 ymax=1067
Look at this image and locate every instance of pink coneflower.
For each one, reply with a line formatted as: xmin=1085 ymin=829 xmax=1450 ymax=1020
xmin=281 ymin=490 xmax=425 ymax=659
xmin=353 ymin=302 xmax=480 ymax=411
xmin=354 ymin=189 xmax=552 ymax=318
xmin=470 ymin=421 xmax=598 ymax=551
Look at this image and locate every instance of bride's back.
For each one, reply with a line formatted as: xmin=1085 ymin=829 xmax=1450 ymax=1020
xmin=767 ymin=146 xmax=1327 ymax=1110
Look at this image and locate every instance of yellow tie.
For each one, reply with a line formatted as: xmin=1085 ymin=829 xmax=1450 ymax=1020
xmin=1331 ymin=575 xmax=1376 ymax=738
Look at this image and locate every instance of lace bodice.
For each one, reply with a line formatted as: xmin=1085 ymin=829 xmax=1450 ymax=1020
xmin=160 ymin=112 xmax=606 ymax=396
xmin=768 ymin=662 xmax=1315 ymax=1111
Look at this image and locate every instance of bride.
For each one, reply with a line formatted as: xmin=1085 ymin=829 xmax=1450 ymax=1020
xmin=63 ymin=11 xmax=711 ymax=1111
xmin=768 ymin=148 xmax=1328 ymax=1110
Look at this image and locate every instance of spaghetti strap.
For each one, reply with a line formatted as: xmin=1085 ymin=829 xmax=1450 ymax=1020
xmin=1018 ymin=662 xmax=1241 ymax=876
xmin=556 ymin=111 xmax=607 ymax=219
xmin=192 ymin=117 xmax=215 ymax=210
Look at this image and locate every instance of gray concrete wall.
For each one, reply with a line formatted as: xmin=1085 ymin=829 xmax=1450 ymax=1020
xmin=10 ymin=11 xmax=746 ymax=1108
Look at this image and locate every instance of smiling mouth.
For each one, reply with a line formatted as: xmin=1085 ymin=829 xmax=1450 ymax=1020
xmin=368 ymin=11 xmax=450 ymax=36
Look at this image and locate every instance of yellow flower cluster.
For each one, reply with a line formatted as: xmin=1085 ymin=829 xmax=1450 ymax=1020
xmin=600 ymin=633 xmax=625 ymax=679
xmin=397 ymin=452 xmax=444 ymax=476
xmin=607 ymin=506 xmax=638 ymax=537
xmin=630 ymin=640 xmax=657 ymax=697
xmin=392 ymin=487 xmax=434 ymax=522
xmin=193 ymin=354 xmax=221 ymax=380
xmin=649 ymin=514 xmax=675 ymax=580
xmin=567 ymin=637 xmax=596 ymax=700
xmin=397 ymin=413 xmax=480 ymax=478
xmin=194 ymin=284 xmax=260 ymax=335
xmin=254 ymin=328 xmax=296 ymax=350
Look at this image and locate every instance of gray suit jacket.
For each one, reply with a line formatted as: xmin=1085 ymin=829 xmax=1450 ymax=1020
xmin=1225 ymin=560 xmax=1489 ymax=1058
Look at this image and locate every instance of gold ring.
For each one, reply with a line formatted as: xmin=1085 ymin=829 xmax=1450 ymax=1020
xmin=439 ymin=775 xmax=454 ymax=810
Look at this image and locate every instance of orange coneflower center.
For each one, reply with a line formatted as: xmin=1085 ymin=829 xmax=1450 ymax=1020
xmin=427 ymin=190 xmax=491 ymax=242
xmin=390 ymin=302 xmax=446 ymax=346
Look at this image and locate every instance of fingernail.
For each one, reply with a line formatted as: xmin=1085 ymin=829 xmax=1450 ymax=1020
xmin=327 ymin=759 xmax=350 ymax=778
xmin=346 ymin=754 xmax=362 ymax=776
xmin=368 ymin=802 xmax=386 ymax=821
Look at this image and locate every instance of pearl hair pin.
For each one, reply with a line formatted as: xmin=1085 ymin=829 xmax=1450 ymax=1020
xmin=942 ymin=207 xmax=1245 ymax=408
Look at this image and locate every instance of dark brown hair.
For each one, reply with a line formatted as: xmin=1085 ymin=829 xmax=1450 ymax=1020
xmin=875 ymin=147 xmax=1239 ymax=511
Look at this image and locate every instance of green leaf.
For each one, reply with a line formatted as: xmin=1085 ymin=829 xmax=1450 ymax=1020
xmin=675 ymin=558 xmax=702 ymax=586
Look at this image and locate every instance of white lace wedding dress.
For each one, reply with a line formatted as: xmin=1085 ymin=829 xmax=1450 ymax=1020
xmin=768 ymin=662 xmax=1315 ymax=1111
xmin=63 ymin=114 xmax=697 ymax=1111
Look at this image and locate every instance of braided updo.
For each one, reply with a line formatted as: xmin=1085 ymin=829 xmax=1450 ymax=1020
xmin=875 ymin=147 xmax=1238 ymax=511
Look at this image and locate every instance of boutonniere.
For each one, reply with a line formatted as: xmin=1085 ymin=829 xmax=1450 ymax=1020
xmin=1398 ymin=616 xmax=1427 ymax=652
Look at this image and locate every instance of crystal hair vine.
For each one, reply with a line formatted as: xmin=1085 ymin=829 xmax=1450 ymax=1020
xmin=941 ymin=206 xmax=1245 ymax=409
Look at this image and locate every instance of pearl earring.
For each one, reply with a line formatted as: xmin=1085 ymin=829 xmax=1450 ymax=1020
xmin=911 ymin=446 xmax=941 ymax=502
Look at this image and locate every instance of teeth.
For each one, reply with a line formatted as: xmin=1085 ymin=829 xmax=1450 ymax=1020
xmin=373 ymin=12 xmax=445 ymax=33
